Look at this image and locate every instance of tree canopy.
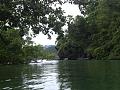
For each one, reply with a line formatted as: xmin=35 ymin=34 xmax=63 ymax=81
xmin=0 ymin=0 xmax=120 ymax=64
xmin=56 ymin=0 xmax=120 ymax=60
xmin=0 ymin=0 xmax=66 ymax=64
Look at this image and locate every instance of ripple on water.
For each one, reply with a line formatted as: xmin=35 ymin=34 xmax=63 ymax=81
xmin=2 ymin=87 xmax=12 ymax=90
xmin=14 ymin=86 xmax=22 ymax=89
xmin=5 ymin=79 xmax=11 ymax=82
xmin=23 ymin=72 xmax=58 ymax=90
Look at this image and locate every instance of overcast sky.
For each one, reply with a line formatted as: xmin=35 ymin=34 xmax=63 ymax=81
xmin=32 ymin=3 xmax=81 ymax=46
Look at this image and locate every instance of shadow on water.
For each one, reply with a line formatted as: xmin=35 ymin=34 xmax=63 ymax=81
xmin=57 ymin=60 xmax=120 ymax=90
xmin=0 ymin=60 xmax=120 ymax=90
xmin=0 ymin=65 xmax=24 ymax=90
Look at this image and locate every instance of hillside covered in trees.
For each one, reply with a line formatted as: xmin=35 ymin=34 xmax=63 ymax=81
xmin=56 ymin=0 xmax=120 ymax=60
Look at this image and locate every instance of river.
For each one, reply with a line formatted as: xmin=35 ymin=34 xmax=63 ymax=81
xmin=0 ymin=60 xmax=120 ymax=90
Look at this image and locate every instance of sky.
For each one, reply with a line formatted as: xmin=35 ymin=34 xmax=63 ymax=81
xmin=32 ymin=3 xmax=81 ymax=46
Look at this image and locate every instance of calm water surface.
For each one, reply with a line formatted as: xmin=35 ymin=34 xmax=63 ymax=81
xmin=0 ymin=60 xmax=120 ymax=90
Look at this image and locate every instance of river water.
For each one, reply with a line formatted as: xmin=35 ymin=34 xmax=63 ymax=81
xmin=0 ymin=60 xmax=120 ymax=90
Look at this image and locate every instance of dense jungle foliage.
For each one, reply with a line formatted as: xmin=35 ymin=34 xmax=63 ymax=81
xmin=56 ymin=0 xmax=120 ymax=60
xmin=0 ymin=0 xmax=64 ymax=64
xmin=0 ymin=29 xmax=56 ymax=64
xmin=0 ymin=0 xmax=120 ymax=64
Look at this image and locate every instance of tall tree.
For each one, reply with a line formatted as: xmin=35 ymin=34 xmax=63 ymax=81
xmin=0 ymin=29 xmax=24 ymax=64
xmin=56 ymin=16 xmax=89 ymax=59
xmin=0 ymin=0 xmax=66 ymax=37
xmin=0 ymin=0 xmax=66 ymax=64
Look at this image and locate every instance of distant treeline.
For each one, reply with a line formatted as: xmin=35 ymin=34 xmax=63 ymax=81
xmin=0 ymin=30 xmax=57 ymax=64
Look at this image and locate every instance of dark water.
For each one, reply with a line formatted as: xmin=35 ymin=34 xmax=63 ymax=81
xmin=0 ymin=60 xmax=120 ymax=90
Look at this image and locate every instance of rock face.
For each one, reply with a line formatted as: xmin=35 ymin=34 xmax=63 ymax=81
xmin=57 ymin=47 xmax=87 ymax=60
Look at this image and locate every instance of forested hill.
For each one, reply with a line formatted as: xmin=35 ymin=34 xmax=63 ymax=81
xmin=44 ymin=45 xmax=58 ymax=58
xmin=56 ymin=0 xmax=120 ymax=60
xmin=44 ymin=45 xmax=57 ymax=53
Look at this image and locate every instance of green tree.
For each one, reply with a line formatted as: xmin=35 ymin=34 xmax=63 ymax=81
xmin=0 ymin=0 xmax=66 ymax=64
xmin=56 ymin=16 xmax=89 ymax=59
xmin=0 ymin=0 xmax=66 ymax=37
xmin=87 ymin=0 xmax=120 ymax=60
xmin=0 ymin=29 xmax=24 ymax=64
xmin=56 ymin=0 xmax=120 ymax=60
xmin=23 ymin=45 xmax=44 ymax=61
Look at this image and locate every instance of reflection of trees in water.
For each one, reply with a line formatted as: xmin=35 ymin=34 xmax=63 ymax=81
xmin=0 ymin=65 xmax=24 ymax=90
xmin=57 ymin=60 xmax=90 ymax=90
xmin=57 ymin=60 xmax=120 ymax=90
xmin=22 ymin=63 xmax=59 ymax=90
xmin=0 ymin=64 xmax=44 ymax=90
xmin=22 ymin=64 xmax=43 ymax=79
xmin=57 ymin=61 xmax=71 ymax=90
xmin=22 ymin=64 xmax=44 ymax=89
xmin=1 ymin=61 xmax=120 ymax=90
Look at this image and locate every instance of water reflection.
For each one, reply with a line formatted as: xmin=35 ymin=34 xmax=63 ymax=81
xmin=57 ymin=60 xmax=120 ymax=90
xmin=0 ymin=65 xmax=24 ymax=90
xmin=0 ymin=60 xmax=120 ymax=90
xmin=23 ymin=61 xmax=59 ymax=90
